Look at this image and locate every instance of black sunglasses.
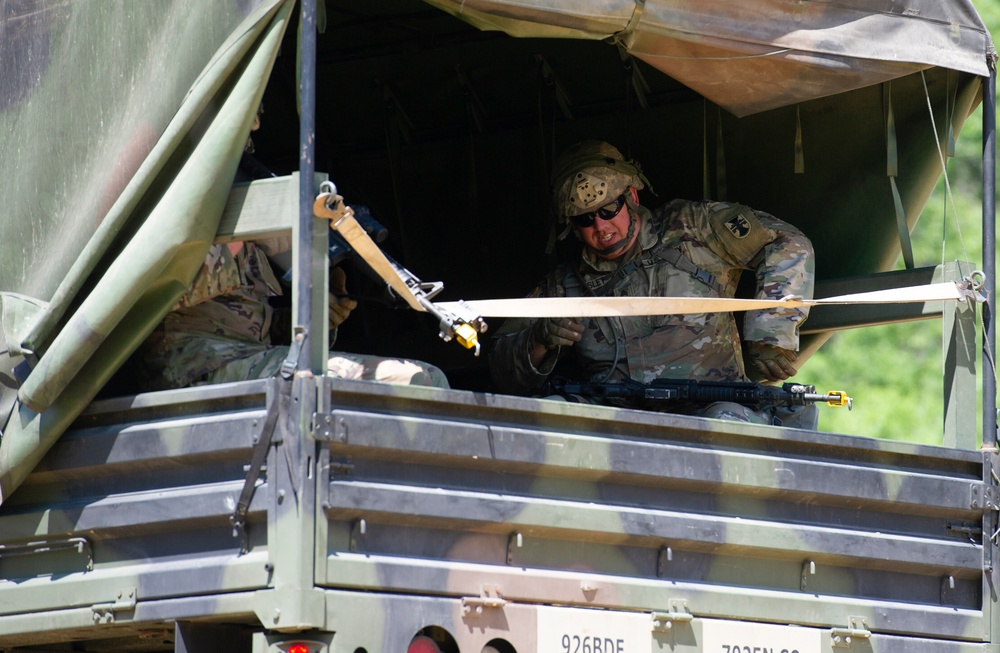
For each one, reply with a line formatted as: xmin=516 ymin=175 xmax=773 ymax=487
xmin=569 ymin=194 xmax=626 ymax=228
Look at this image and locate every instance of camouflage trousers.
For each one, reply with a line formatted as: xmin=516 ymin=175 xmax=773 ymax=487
xmin=697 ymin=402 xmax=819 ymax=428
xmin=201 ymin=346 xmax=450 ymax=388
xmin=694 ymin=401 xmax=772 ymax=424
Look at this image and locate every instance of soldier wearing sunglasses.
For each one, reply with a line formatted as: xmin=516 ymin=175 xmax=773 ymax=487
xmin=489 ymin=140 xmax=815 ymax=425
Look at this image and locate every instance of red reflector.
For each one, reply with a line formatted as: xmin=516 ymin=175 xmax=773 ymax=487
xmin=407 ymin=635 xmax=440 ymax=653
xmin=287 ymin=644 xmax=310 ymax=653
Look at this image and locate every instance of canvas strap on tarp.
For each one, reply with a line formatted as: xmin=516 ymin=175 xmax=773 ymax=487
xmin=702 ymin=103 xmax=730 ymax=200
xmin=0 ymin=293 xmax=46 ymax=439
xmin=717 ymin=107 xmax=728 ymax=198
xmin=231 ymin=375 xmax=292 ymax=554
xmin=795 ymin=106 xmax=805 ymax=174
xmin=885 ymin=81 xmax=915 ymax=269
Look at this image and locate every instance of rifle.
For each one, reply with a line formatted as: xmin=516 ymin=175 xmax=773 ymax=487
xmin=546 ymin=377 xmax=852 ymax=410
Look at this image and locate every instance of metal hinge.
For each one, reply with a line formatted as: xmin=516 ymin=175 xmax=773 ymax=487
xmin=91 ymin=587 xmax=137 ymax=624
xmin=312 ymin=411 xmax=345 ymax=441
xmin=651 ymin=599 xmax=693 ymax=632
xmin=462 ymin=585 xmax=506 ymax=618
xmin=830 ymin=616 xmax=871 ymax=648
xmin=970 ymin=482 xmax=999 ymax=511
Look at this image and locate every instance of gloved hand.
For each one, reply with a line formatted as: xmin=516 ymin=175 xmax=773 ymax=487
xmin=746 ymin=341 xmax=799 ymax=382
xmin=531 ymin=317 xmax=584 ymax=350
xmin=328 ymin=267 xmax=358 ymax=330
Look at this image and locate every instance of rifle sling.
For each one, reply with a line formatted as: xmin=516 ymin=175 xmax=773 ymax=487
xmin=584 ymin=246 xmax=725 ymax=298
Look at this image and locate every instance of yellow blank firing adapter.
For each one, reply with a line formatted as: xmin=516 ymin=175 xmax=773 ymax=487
xmin=453 ymin=323 xmax=480 ymax=352
xmin=826 ymin=391 xmax=852 ymax=409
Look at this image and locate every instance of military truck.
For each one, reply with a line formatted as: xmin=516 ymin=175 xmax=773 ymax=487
xmin=0 ymin=1 xmax=996 ymax=652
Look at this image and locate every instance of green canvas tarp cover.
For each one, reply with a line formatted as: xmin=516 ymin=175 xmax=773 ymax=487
xmin=0 ymin=0 xmax=994 ymax=502
xmin=0 ymin=0 xmax=295 ymax=501
xmin=426 ymin=0 xmax=993 ymax=116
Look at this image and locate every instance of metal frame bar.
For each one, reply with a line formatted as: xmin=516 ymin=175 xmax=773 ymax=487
xmin=297 ymin=0 xmax=319 ymax=374
xmin=982 ymin=67 xmax=997 ymax=449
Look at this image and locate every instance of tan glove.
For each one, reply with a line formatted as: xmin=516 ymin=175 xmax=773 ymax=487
xmin=531 ymin=317 xmax=584 ymax=349
xmin=328 ymin=267 xmax=357 ymax=331
xmin=746 ymin=341 xmax=799 ymax=382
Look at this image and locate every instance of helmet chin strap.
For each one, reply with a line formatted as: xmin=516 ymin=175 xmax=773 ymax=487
xmin=593 ymin=202 xmax=639 ymax=259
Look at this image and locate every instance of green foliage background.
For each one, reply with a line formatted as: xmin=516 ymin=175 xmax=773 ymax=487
xmin=806 ymin=0 xmax=999 ymax=444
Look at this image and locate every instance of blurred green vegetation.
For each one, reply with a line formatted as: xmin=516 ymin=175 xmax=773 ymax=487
xmin=806 ymin=0 xmax=998 ymax=444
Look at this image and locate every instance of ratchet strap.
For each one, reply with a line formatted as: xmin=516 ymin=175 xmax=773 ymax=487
xmin=313 ymin=184 xmax=486 ymax=353
xmin=436 ymin=281 xmax=976 ymax=318
xmin=312 ymin=189 xmax=983 ymax=325
xmin=315 ymin=197 xmax=425 ymax=312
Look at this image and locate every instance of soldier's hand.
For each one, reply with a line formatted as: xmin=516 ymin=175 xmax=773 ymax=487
xmin=531 ymin=317 xmax=584 ymax=350
xmin=746 ymin=341 xmax=798 ymax=382
xmin=328 ymin=267 xmax=358 ymax=330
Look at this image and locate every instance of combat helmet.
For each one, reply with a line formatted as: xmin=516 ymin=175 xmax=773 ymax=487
xmin=550 ymin=140 xmax=650 ymax=220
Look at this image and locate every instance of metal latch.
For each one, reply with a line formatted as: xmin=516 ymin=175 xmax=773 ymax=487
xmin=349 ymin=518 xmax=367 ymax=552
xmin=462 ymin=585 xmax=506 ymax=618
xmin=830 ymin=616 xmax=871 ymax=648
xmin=91 ymin=587 xmax=137 ymax=624
xmin=651 ymin=599 xmax=693 ymax=632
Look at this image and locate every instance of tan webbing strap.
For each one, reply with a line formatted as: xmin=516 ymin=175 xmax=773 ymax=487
xmin=794 ymin=106 xmax=804 ymax=174
xmin=313 ymin=193 xmax=425 ymax=312
xmin=716 ymin=106 xmax=728 ymax=199
xmin=313 ymin=187 xmax=973 ymax=325
xmin=885 ymin=81 xmax=915 ymax=270
xmin=437 ymin=282 xmax=968 ymax=318
xmin=625 ymin=0 xmax=645 ymax=33
xmin=702 ymin=101 xmax=710 ymax=200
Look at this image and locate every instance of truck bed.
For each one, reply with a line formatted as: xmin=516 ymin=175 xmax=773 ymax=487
xmin=0 ymin=377 xmax=992 ymax=652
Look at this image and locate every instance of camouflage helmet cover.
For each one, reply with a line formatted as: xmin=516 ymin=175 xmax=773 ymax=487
xmin=551 ymin=140 xmax=646 ymax=219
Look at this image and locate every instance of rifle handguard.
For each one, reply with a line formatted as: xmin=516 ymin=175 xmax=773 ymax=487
xmin=547 ymin=377 xmax=853 ymax=410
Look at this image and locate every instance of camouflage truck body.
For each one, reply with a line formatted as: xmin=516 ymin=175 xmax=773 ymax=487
xmin=0 ymin=372 xmax=993 ymax=653
xmin=0 ymin=0 xmax=996 ymax=652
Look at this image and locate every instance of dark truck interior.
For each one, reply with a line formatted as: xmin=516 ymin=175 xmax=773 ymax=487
xmin=234 ymin=0 xmax=983 ymax=393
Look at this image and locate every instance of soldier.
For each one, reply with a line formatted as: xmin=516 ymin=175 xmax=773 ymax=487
xmin=137 ymin=238 xmax=450 ymax=391
xmin=137 ymin=102 xmax=449 ymax=392
xmin=488 ymin=140 xmax=814 ymax=424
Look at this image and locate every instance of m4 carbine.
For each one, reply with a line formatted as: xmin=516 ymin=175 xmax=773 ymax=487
xmin=547 ymin=377 xmax=852 ymax=410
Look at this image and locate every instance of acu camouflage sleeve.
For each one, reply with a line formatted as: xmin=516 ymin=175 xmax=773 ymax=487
xmin=743 ymin=211 xmax=814 ymax=350
xmin=172 ymin=244 xmax=243 ymax=311
xmin=703 ymin=204 xmax=815 ymax=351
xmin=488 ymin=276 xmax=563 ymax=395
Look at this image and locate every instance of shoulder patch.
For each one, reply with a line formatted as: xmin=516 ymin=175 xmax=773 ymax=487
xmin=708 ymin=203 xmax=774 ymax=264
xmin=724 ymin=214 xmax=752 ymax=239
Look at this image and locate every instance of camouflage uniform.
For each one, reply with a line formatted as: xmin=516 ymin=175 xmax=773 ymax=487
xmin=138 ymin=241 xmax=449 ymax=391
xmin=489 ymin=199 xmax=814 ymax=423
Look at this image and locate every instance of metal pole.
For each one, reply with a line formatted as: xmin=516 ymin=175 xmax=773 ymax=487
xmin=984 ymin=66 xmax=996 ymax=448
xmin=297 ymin=0 xmax=318 ymax=372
